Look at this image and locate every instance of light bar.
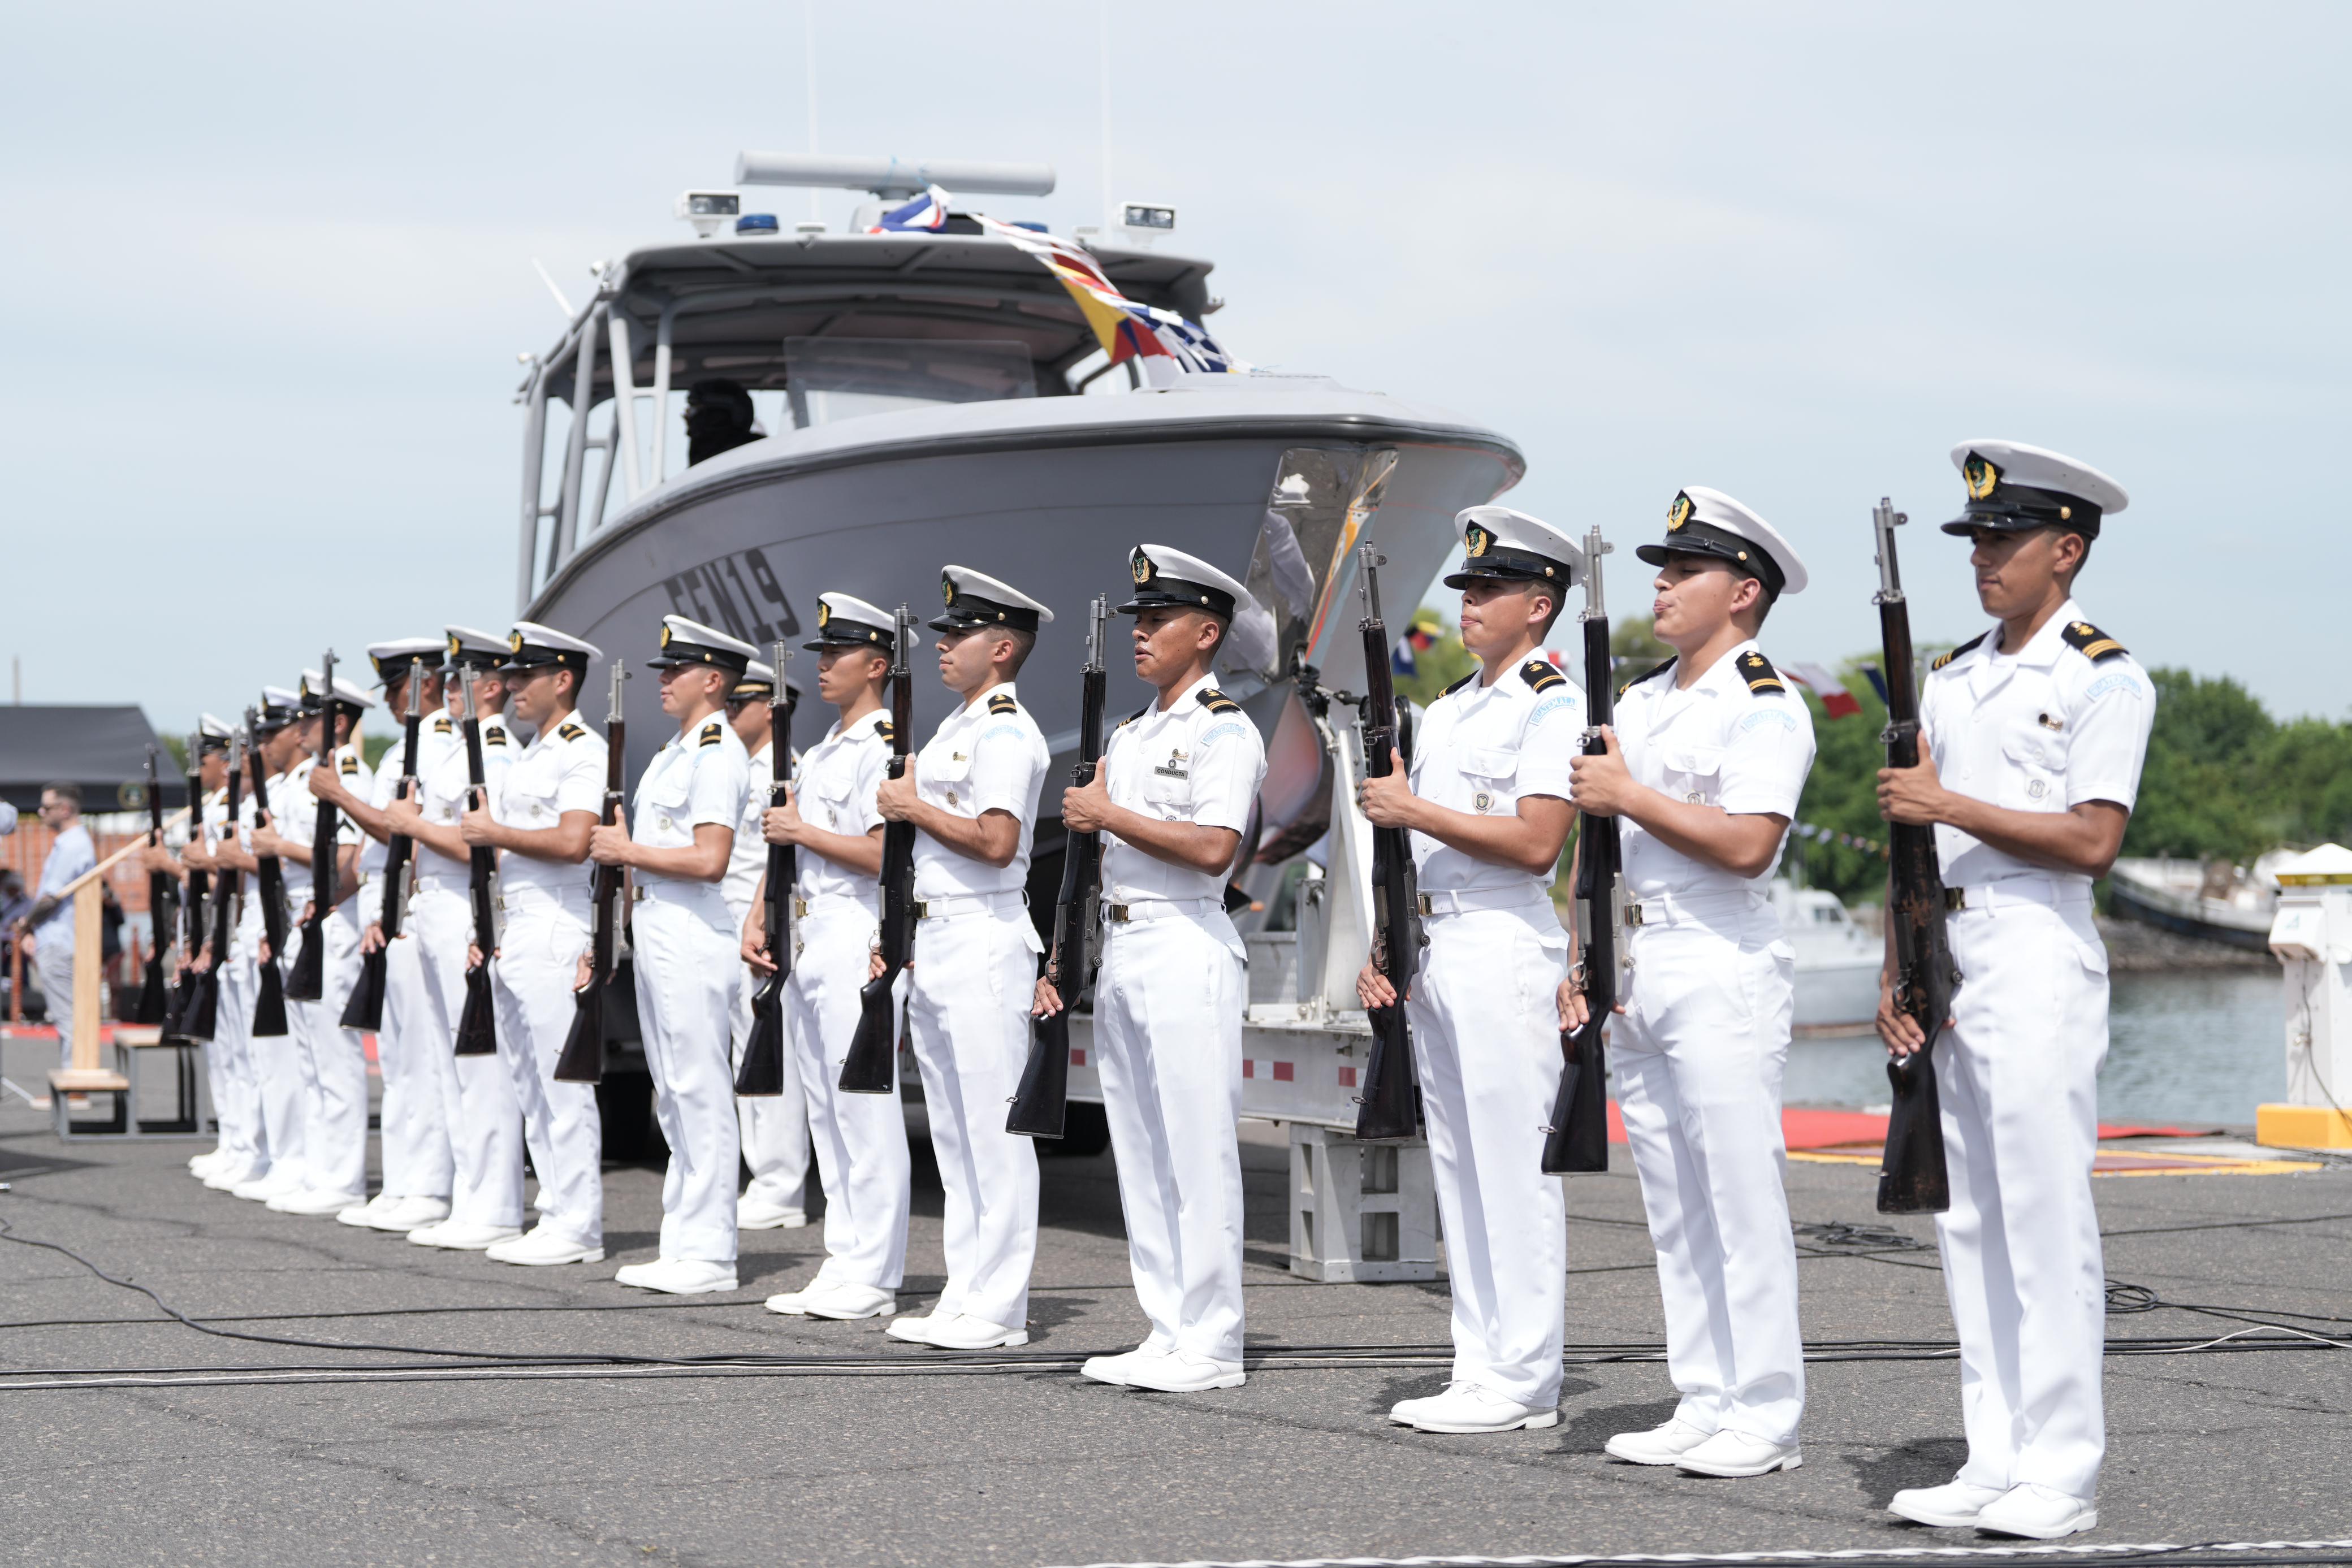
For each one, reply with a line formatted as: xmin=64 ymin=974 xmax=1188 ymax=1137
xmin=733 ymin=153 xmax=1056 ymax=200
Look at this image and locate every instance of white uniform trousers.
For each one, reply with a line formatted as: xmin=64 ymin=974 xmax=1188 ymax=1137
xmin=1613 ymin=902 xmax=1806 ymax=1447
xmin=906 ymin=906 xmax=1041 ymax=1332
xmin=244 ymin=942 xmax=312 ymax=1188
xmin=377 ymin=924 xmax=453 ymax=1200
xmin=1093 ymin=906 xmax=1247 ymax=1363
xmin=1934 ymin=891 xmax=2109 ymax=1500
xmin=287 ymin=903 xmax=370 ymax=1200
xmin=788 ymin=904 xmax=910 ymax=1292
xmin=33 ymin=941 xmax=76 ymax=1070
xmin=489 ymin=890 xmax=603 ymax=1247
xmin=210 ymin=948 xmax=265 ymax=1167
xmin=1403 ymin=903 xmax=1570 ymax=1410
xmin=410 ymin=885 xmax=526 ymax=1229
xmin=631 ymin=887 xmax=741 ymax=1264
xmin=725 ymin=895 xmax=812 ymax=1215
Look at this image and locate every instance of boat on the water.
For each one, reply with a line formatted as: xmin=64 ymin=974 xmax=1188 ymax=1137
xmin=2108 ymin=854 xmax=2289 ymax=951
xmin=1771 ymin=881 xmax=1884 ymax=1033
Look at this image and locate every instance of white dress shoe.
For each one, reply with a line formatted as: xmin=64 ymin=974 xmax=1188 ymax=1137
xmin=613 ymin=1257 xmax=739 ymax=1294
xmin=407 ymin=1219 xmax=523 ymax=1251
xmin=799 ymin=1281 xmax=895 ymax=1320
xmin=232 ymin=1170 xmax=304 ymax=1202
xmin=922 ymin=1314 xmax=1029 ymax=1350
xmin=1390 ymin=1381 xmax=1469 ymax=1425
xmin=1122 ymin=1349 xmax=1246 ymax=1393
xmin=884 ymin=1311 xmax=940 ymax=1344
xmin=189 ymin=1149 xmax=227 ymax=1177
xmin=487 ymin=1227 xmax=606 ymax=1266
xmin=271 ymin=1188 xmax=367 ymax=1218
xmin=1677 ymin=1429 xmax=1801 ymax=1476
xmin=1605 ymin=1418 xmax=1717 ymax=1466
xmin=1975 ymin=1483 xmax=2098 ymax=1540
xmin=1405 ymin=1381 xmax=1556 ymax=1433
xmin=1888 ymin=1479 xmax=2011 ymax=1528
xmin=736 ymin=1195 xmax=808 ymax=1231
xmin=202 ymin=1159 xmax=263 ymax=1192
xmin=1079 ymin=1349 xmax=1150 ymax=1387
xmin=366 ymin=1195 xmax=450 ymax=1233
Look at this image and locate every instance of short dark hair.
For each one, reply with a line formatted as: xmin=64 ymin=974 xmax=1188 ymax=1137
xmin=42 ymin=782 xmax=81 ymax=807
xmin=988 ymin=625 xmax=1036 ymax=676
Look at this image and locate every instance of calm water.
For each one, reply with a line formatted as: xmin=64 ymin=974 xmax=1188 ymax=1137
xmin=1782 ymin=968 xmax=2286 ymax=1127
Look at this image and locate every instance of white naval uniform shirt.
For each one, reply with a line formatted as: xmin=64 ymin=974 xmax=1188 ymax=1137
xmin=494 ymin=712 xmax=607 ymax=899
xmin=278 ymin=747 xmax=374 ymax=912
xmin=632 ymin=715 xmax=749 ymax=889
xmin=723 ymin=740 xmax=799 ymax=910
xmin=361 ymin=720 xmax=460 ymax=884
xmin=793 ymin=711 xmax=891 ymax=911
xmin=1921 ymin=599 xmax=2155 ymax=893
xmin=416 ymin=709 xmax=514 ymax=883
xmin=1615 ymin=641 xmax=1817 ymax=899
xmin=1407 ymin=657 xmax=1585 ymax=899
xmin=911 ymin=681 xmax=1049 ymax=900
xmin=1099 ymin=673 xmax=1268 ymax=905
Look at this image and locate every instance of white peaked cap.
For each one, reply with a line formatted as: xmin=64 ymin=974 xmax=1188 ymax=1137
xmin=1118 ymin=543 xmax=1260 ymax=622
xmin=1639 ymin=485 xmax=1809 ymax=597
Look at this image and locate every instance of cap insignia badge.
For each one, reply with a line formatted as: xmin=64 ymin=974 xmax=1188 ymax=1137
xmin=941 ymin=575 xmax=956 ymax=607
xmin=1963 ymin=454 xmax=2000 ymax=501
xmin=1667 ymin=492 xmax=1694 ymax=532
xmin=1131 ymin=552 xmax=1154 ymax=586
xmin=508 ymin=630 xmax=524 ymax=653
xmin=1464 ymin=523 xmax=1492 ymax=557
xmin=816 ymin=601 xmax=831 ymax=629
xmin=446 ymin=633 xmax=461 ymax=661
xmin=659 ymin=623 xmax=673 ymax=650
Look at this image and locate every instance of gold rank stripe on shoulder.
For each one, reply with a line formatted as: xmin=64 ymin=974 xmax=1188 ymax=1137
xmin=1737 ymin=651 xmax=1786 ymax=695
xmin=1440 ymin=670 xmax=1477 ymax=698
xmin=1932 ymin=632 xmax=1988 ymax=672
xmin=1200 ymin=688 xmax=1242 ymax=714
xmin=2060 ymin=620 xmax=2128 ymax=662
xmin=875 ymin=718 xmax=894 ymax=742
xmin=698 ymin=720 xmax=724 ymax=747
xmin=987 ymin=692 xmax=1018 ymax=716
xmin=557 ymin=721 xmax=586 ymax=742
xmin=433 ymin=714 xmax=453 ymax=734
xmin=1619 ymin=658 xmax=1675 ymax=698
xmin=1121 ymin=704 xmax=1151 ymax=727
xmin=1518 ymin=658 xmax=1566 ymax=694
xmin=338 ymin=754 xmax=359 ymax=776
xmin=485 ymin=728 xmax=507 ymax=747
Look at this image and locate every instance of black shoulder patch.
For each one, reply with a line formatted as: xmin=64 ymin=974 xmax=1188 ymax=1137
xmin=1517 ymin=658 xmax=1566 ymax=695
xmin=557 ymin=721 xmax=587 ymax=742
xmin=338 ymin=753 xmax=359 ymax=776
xmin=432 ymin=714 xmax=452 ymax=734
xmin=987 ymin=692 xmax=1018 ymax=716
xmin=698 ymin=720 xmax=723 ymax=747
xmin=484 ymin=728 xmax=507 ymax=747
xmin=1439 ymin=670 xmax=1477 ymax=698
xmin=1736 ymin=651 xmax=1787 ymax=695
xmin=875 ymin=718 xmax=895 ymax=742
xmin=1119 ymin=704 xmax=1151 ymax=727
xmin=2059 ymin=620 xmax=2127 ymax=663
xmin=1931 ymin=632 xmax=1988 ymax=672
xmin=1200 ymin=688 xmax=1243 ymax=715
xmin=1619 ymin=659 xmax=1675 ymax=698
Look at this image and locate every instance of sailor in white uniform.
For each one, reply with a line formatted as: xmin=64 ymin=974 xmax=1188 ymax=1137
xmin=1356 ymin=506 xmax=1583 ymax=1435
xmin=754 ymin=594 xmax=912 ymax=1323
xmin=591 ymin=616 xmax=754 ymax=1295
xmin=469 ymin=623 xmax=610 ymax=1266
xmin=875 ymin=567 xmax=1052 ymax=1352
xmin=257 ymin=669 xmax=378 ymax=1217
xmin=1877 ymin=443 xmax=2154 ymax=1541
xmin=334 ymin=640 xmax=456 ymax=1234
xmin=1570 ymin=487 xmax=1817 ymax=1479
xmin=228 ymin=688 xmax=314 ymax=1205
xmin=1047 ymin=544 xmax=1267 ymax=1394
xmin=388 ymin=629 xmax=527 ymax=1251
xmin=721 ymin=657 xmax=814 ymax=1233
xmin=170 ymin=718 xmax=252 ymax=1185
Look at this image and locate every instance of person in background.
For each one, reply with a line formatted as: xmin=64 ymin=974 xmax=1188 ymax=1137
xmin=15 ymin=784 xmax=96 ymax=1065
xmin=686 ymin=379 xmax=760 ymax=466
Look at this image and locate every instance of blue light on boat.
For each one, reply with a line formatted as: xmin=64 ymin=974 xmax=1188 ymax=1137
xmin=736 ymin=213 xmax=780 ymax=235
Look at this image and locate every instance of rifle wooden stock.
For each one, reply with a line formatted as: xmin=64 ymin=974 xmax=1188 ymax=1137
xmin=1542 ymin=544 xmax=1618 ymax=1175
xmin=343 ymin=674 xmax=429 ymax=1032
xmin=736 ymin=653 xmax=797 ymax=1098
xmin=838 ymin=609 xmax=915 ymax=1096
xmin=186 ymin=743 xmax=247 ymax=1043
xmin=286 ymin=652 xmax=341 ymax=1002
xmin=452 ymin=674 xmax=499 ymax=1057
xmin=555 ymin=661 xmax=627 ymax=1084
xmin=1352 ymin=547 xmax=1423 ymax=1143
xmin=164 ymin=745 xmax=210 ymax=1041
xmin=1009 ymin=596 xmax=1108 ymax=1140
xmin=1871 ymin=499 xmax=1953 ymax=1216
xmin=243 ymin=720 xmax=292 ymax=1038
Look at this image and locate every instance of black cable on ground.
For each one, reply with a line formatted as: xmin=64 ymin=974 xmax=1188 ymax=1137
xmin=1044 ymin=1545 xmax=2352 ymax=1568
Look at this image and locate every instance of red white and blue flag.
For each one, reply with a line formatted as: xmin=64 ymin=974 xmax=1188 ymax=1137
xmin=1784 ymin=661 xmax=1861 ymax=720
xmin=873 ymin=185 xmax=951 ymax=232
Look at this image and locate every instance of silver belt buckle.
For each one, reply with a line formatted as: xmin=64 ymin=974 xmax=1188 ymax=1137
xmin=1622 ymin=902 xmax=1646 ymax=928
xmin=913 ymin=899 xmax=931 ymax=920
xmin=630 ymin=885 xmax=646 ymax=904
xmin=1416 ymin=893 xmax=1433 ymax=916
xmin=1944 ymin=888 xmax=1967 ymax=911
xmin=1106 ymin=903 xmax=1130 ymax=923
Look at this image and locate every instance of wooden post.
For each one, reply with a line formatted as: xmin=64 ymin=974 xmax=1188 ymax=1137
xmin=71 ymin=880 xmax=102 ymax=1072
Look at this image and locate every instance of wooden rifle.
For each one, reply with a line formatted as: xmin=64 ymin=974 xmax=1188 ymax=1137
xmin=452 ymin=667 xmax=500 ymax=1056
xmin=1352 ymin=544 xmax=1424 ymax=1142
xmin=284 ymin=651 xmax=341 ymax=1000
xmin=734 ymin=643 xmax=798 ymax=1096
xmin=837 ymin=606 xmax=915 ymax=1094
xmin=554 ymin=660 xmax=628 ymax=1082
xmin=342 ymin=659 xmax=427 ymax=1031
xmin=1542 ymin=527 xmax=1616 ymax=1173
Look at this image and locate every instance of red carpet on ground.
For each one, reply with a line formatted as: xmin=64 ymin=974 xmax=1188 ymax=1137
xmin=1601 ymin=1102 xmax=2214 ymax=1148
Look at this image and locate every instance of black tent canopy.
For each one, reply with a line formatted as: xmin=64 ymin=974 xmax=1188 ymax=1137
xmin=0 ymin=706 xmax=181 ymax=812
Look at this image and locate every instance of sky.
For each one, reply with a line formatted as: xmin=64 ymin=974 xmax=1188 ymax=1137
xmin=6 ymin=1 xmax=2347 ymax=738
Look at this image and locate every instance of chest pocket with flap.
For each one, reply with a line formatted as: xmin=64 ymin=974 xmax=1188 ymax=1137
xmin=1999 ymin=720 xmax=2068 ymax=809
xmin=1662 ymin=745 xmax=1724 ymax=806
xmin=1459 ymin=746 xmax=1519 ymax=814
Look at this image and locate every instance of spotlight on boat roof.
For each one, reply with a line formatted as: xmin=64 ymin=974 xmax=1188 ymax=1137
xmin=675 ymin=189 xmax=741 ymax=239
xmin=1121 ymin=202 xmax=1175 ymax=231
xmin=733 ymin=153 xmax=1056 ymax=200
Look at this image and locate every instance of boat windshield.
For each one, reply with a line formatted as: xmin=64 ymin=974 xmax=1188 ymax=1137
xmin=784 ymin=337 xmax=1035 ymax=428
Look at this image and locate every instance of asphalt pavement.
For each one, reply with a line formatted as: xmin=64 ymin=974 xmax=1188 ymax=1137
xmin=2 ymin=1041 xmax=2349 ymax=1567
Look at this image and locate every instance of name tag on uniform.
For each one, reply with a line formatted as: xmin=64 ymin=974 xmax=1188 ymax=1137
xmin=1155 ymin=748 xmax=1188 ymax=780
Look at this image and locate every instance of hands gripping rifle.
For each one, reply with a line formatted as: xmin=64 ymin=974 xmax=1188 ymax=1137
xmin=1008 ymin=595 xmax=1108 ymax=1138
xmin=342 ymin=661 xmax=427 ymax=1032
xmin=554 ymin=660 xmax=628 ymax=1084
xmin=285 ymin=651 xmax=340 ymax=1002
xmin=452 ymin=668 xmax=500 ymax=1056
xmin=135 ymin=746 xmax=172 ymax=1024
xmin=1871 ymin=499 xmax=1955 ymax=1215
xmin=1353 ymin=544 xmax=1425 ymax=1142
xmin=734 ymin=644 xmax=799 ymax=1097
xmin=838 ymin=606 xmax=916 ymax=1095
xmin=163 ymin=734 xmax=211 ymax=1040
xmin=244 ymin=712 xmax=291 ymax=1038
xmin=1542 ymin=528 xmax=1617 ymax=1174
xmin=187 ymin=735 xmax=245 ymax=1043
